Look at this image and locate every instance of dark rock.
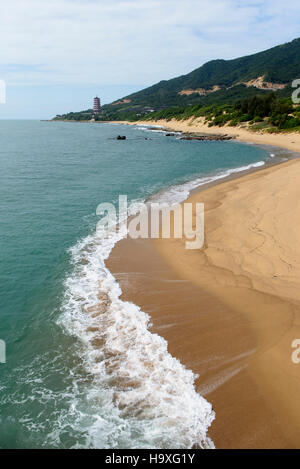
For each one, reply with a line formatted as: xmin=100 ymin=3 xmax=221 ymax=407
xmin=116 ymin=135 xmax=126 ymax=140
xmin=180 ymin=132 xmax=234 ymax=141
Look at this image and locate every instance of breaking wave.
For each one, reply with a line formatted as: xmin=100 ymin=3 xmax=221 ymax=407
xmin=58 ymin=198 xmax=215 ymax=449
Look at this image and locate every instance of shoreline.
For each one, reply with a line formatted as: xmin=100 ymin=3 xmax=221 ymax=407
xmin=153 ymin=157 xmax=300 ymax=447
xmin=106 ymin=123 xmax=300 ymax=447
xmin=116 ymin=117 xmax=300 ymax=154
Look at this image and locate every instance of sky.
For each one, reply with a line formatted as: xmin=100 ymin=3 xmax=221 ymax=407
xmin=0 ymin=0 xmax=300 ymax=119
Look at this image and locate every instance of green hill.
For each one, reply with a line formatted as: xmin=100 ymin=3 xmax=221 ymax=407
xmin=54 ymin=37 xmax=300 ymax=121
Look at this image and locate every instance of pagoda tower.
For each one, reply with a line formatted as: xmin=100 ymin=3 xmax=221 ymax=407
xmin=93 ymin=96 xmax=101 ymax=114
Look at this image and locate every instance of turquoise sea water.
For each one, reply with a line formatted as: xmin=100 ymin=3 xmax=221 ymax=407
xmin=0 ymin=120 xmax=272 ymax=448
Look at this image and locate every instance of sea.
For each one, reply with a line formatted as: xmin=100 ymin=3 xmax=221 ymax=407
xmin=0 ymin=120 xmax=282 ymax=448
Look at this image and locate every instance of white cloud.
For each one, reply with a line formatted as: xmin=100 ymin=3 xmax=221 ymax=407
xmin=0 ymin=0 xmax=299 ymax=86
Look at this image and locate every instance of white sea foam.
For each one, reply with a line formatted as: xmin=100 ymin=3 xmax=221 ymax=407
xmin=150 ymin=160 xmax=265 ymax=206
xmin=136 ymin=126 xmax=166 ymax=134
xmin=137 ymin=125 xmax=164 ymax=129
xmin=58 ymin=198 xmax=215 ymax=449
xmin=136 ymin=125 xmax=182 ymax=137
xmin=57 ymin=158 xmax=268 ymax=448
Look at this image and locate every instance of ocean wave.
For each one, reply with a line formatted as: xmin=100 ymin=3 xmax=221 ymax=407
xmin=136 ymin=126 xmax=166 ymax=134
xmin=58 ymin=198 xmax=215 ymax=449
xmin=136 ymin=125 xmax=182 ymax=137
xmin=150 ymin=160 xmax=265 ymax=206
xmin=57 ymin=158 xmax=268 ymax=448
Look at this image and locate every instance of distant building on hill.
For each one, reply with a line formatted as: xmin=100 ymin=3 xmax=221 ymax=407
xmin=93 ymin=96 xmax=101 ymax=114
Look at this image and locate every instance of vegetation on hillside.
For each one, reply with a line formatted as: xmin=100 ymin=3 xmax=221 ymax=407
xmin=100 ymin=37 xmax=300 ymax=113
xmin=54 ymin=93 xmax=300 ymax=132
xmin=140 ymin=94 xmax=300 ymax=132
xmin=53 ymin=109 xmax=95 ymax=121
xmin=53 ymin=37 xmax=300 ymax=132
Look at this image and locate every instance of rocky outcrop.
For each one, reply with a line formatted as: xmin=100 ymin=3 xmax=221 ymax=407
xmin=179 ymin=132 xmax=234 ymax=141
xmin=237 ymin=75 xmax=287 ymax=91
xmin=112 ymin=98 xmax=132 ymax=106
xmin=178 ymin=85 xmax=221 ymax=96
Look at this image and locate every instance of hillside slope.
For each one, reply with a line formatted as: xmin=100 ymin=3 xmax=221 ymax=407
xmin=54 ymin=38 xmax=300 ymax=121
xmin=102 ymin=37 xmax=300 ymax=115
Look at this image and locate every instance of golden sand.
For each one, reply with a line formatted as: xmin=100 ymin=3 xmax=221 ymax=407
xmin=107 ymin=124 xmax=300 ymax=448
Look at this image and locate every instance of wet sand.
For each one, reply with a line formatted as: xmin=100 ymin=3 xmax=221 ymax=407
xmin=107 ymin=148 xmax=300 ymax=448
xmin=107 ymin=235 xmax=295 ymax=448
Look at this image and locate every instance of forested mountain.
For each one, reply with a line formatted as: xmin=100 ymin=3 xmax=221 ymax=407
xmin=54 ymin=38 xmax=300 ymax=122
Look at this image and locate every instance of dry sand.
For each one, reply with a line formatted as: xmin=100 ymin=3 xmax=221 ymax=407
xmin=107 ymin=122 xmax=300 ymax=448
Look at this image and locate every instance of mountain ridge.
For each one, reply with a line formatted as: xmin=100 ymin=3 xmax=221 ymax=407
xmin=110 ymin=38 xmax=299 ymax=106
xmin=54 ymin=37 xmax=300 ymax=121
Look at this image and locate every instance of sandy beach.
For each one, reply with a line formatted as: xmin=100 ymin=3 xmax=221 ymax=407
xmin=107 ymin=123 xmax=300 ymax=448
